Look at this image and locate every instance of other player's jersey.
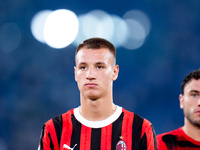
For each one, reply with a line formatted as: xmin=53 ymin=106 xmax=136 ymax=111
xmin=156 ymin=127 xmax=200 ymax=150
xmin=38 ymin=106 xmax=157 ymax=150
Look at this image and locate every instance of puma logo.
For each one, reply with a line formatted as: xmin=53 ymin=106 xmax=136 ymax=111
xmin=63 ymin=144 xmax=77 ymax=150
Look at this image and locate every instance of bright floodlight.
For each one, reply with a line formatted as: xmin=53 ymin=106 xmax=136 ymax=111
xmin=84 ymin=10 xmax=114 ymax=40
xmin=43 ymin=9 xmax=79 ymax=49
xmin=31 ymin=10 xmax=52 ymax=43
xmin=73 ymin=9 xmax=114 ymax=46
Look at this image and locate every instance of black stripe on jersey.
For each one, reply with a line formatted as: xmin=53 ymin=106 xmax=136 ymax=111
xmin=71 ymin=114 xmax=81 ymax=149
xmin=162 ymin=134 xmax=176 ymax=149
xmin=111 ymin=112 xmax=124 ymax=150
xmin=163 ymin=134 xmax=200 ymax=149
xmin=48 ymin=132 xmax=54 ymax=150
xmin=91 ymin=128 xmax=101 ymax=150
xmin=152 ymin=125 xmax=157 ymax=150
xmin=140 ymin=132 xmax=147 ymax=150
xmin=39 ymin=125 xmax=45 ymax=150
xmin=52 ymin=115 xmax=63 ymax=147
xmin=132 ymin=113 xmax=143 ymax=150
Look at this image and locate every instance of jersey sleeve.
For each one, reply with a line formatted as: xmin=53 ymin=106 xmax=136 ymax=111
xmin=140 ymin=119 xmax=157 ymax=150
xmin=38 ymin=119 xmax=60 ymax=150
xmin=156 ymin=134 xmax=168 ymax=150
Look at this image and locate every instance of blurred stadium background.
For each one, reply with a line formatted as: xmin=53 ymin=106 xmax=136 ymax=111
xmin=0 ymin=0 xmax=200 ymax=149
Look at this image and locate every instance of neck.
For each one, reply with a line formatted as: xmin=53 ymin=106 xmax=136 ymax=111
xmin=79 ymin=96 xmax=116 ymax=121
xmin=182 ymin=118 xmax=200 ymax=141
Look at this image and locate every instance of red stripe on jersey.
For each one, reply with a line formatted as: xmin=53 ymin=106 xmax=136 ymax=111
xmin=39 ymin=107 xmax=157 ymax=150
xmin=42 ymin=127 xmax=51 ymax=150
xmin=101 ymin=123 xmax=112 ymax=150
xmin=60 ymin=110 xmax=73 ymax=149
xmin=121 ymin=109 xmax=134 ymax=150
xmin=80 ymin=125 xmax=92 ymax=150
xmin=141 ymin=119 xmax=155 ymax=149
xmin=48 ymin=119 xmax=59 ymax=150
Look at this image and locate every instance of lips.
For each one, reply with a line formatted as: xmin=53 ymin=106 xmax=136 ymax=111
xmin=194 ymin=109 xmax=200 ymax=115
xmin=195 ymin=110 xmax=200 ymax=115
xmin=85 ymin=83 xmax=97 ymax=88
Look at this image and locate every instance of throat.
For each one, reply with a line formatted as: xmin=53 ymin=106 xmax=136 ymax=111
xmin=79 ymin=103 xmax=116 ymax=121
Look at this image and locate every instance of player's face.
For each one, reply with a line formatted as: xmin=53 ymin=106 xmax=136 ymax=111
xmin=179 ymin=79 xmax=200 ymax=128
xmin=74 ymin=48 xmax=119 ymax=100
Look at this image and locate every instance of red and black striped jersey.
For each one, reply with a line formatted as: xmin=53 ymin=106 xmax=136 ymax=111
xmin=156 ymin=127 xmax=200 ymax=150
xmin=38 ymin=106 xmax=157 ymax=150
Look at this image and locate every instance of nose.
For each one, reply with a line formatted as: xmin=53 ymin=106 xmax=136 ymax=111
xmin=86 ymin=66 xmax=96 ymax=80
xmin=198 ymin=98 xmax=200 ymax=107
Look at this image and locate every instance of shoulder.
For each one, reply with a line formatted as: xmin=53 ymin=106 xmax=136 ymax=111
xmin=122 ymin=108 xmax=156 ymax=148
xmin=122 ymin=108 xmax=153 ymax=131
xmin=45 ymin=109 xmax=74 ymax=129
xmin=156 ymin=128 xmax=182 ymax=150
xmin=122 ymin=108 xmax=152 ymax=123
xmin=157 ymin=128 xmax=182 ymax=139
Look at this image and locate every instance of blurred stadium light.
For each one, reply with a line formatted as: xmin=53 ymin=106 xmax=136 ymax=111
xmin=31 ymin=9 xmax=79 ymax=49
xmin=31 ymin=10 xmax=53 ymax=43
xmin=30 ymin=9 xmax=151 ymax=50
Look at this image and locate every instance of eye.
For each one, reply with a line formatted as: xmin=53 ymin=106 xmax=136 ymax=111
xmin=192 ymin=94 xmax=198 ymax=97
xmin=80 ymin=66 xmax=87 ymax=70
xmin=190 ymin=92 xmax=199 ymax=98
xmin=97 ymin=66 xmax=103 ymax=69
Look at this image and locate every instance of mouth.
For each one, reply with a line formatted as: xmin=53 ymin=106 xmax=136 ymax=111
xmin=194 ymin=110 xmax=200 ymax=115
xmin=85 ymin=83 xmax=97 ymax=88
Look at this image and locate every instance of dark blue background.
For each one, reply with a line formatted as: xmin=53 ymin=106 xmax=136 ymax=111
xmin=0 ymin=0 xmax=200 ymax=149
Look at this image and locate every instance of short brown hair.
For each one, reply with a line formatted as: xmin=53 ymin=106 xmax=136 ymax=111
xmin=181 ymin=69 xmax=200 ymax=94
xmin=75 ymin=37 xmax=116 ymax=65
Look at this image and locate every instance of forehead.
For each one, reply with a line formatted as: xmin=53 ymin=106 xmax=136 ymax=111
xmin=76 ymin=48 xmax=113 ymax=63
xmin=184 ymin=79 xmax=200 ymax=92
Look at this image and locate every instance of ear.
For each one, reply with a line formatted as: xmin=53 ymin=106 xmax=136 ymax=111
xmin=74 ymin=66 xmax=77 ymax=81
xmin=179 ymin=94 xmax=184 ymax=109
xmin=112 ymin=65 xmax=119 ymax=81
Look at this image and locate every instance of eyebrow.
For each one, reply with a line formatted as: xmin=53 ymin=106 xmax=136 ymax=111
xmin=96 ymin=62 xmax=106 ymax=65
xmin=77 ymin=62 xmax=87 ymax=66
xmin=189 ymin=90 xmax=200 ymax=93
xmin=77 ymin=62 xmax=106 ymax=66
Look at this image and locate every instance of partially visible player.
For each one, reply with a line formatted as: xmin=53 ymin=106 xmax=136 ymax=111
xmin=157 ymin=69 xmax=200 ymax=150
xmin=38 ymin=37 xmax=157 ymax=150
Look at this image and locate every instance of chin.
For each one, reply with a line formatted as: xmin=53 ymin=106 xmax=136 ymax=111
xmin=86 ymin=94 xmax=100 ymax=101
xmin=86 ymin=91 xmax=99 ymax=99
xmin=89 ymin=98 xmax=98 ymax=101
xmin=87 ymin=95 xmax=99 ymax=100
